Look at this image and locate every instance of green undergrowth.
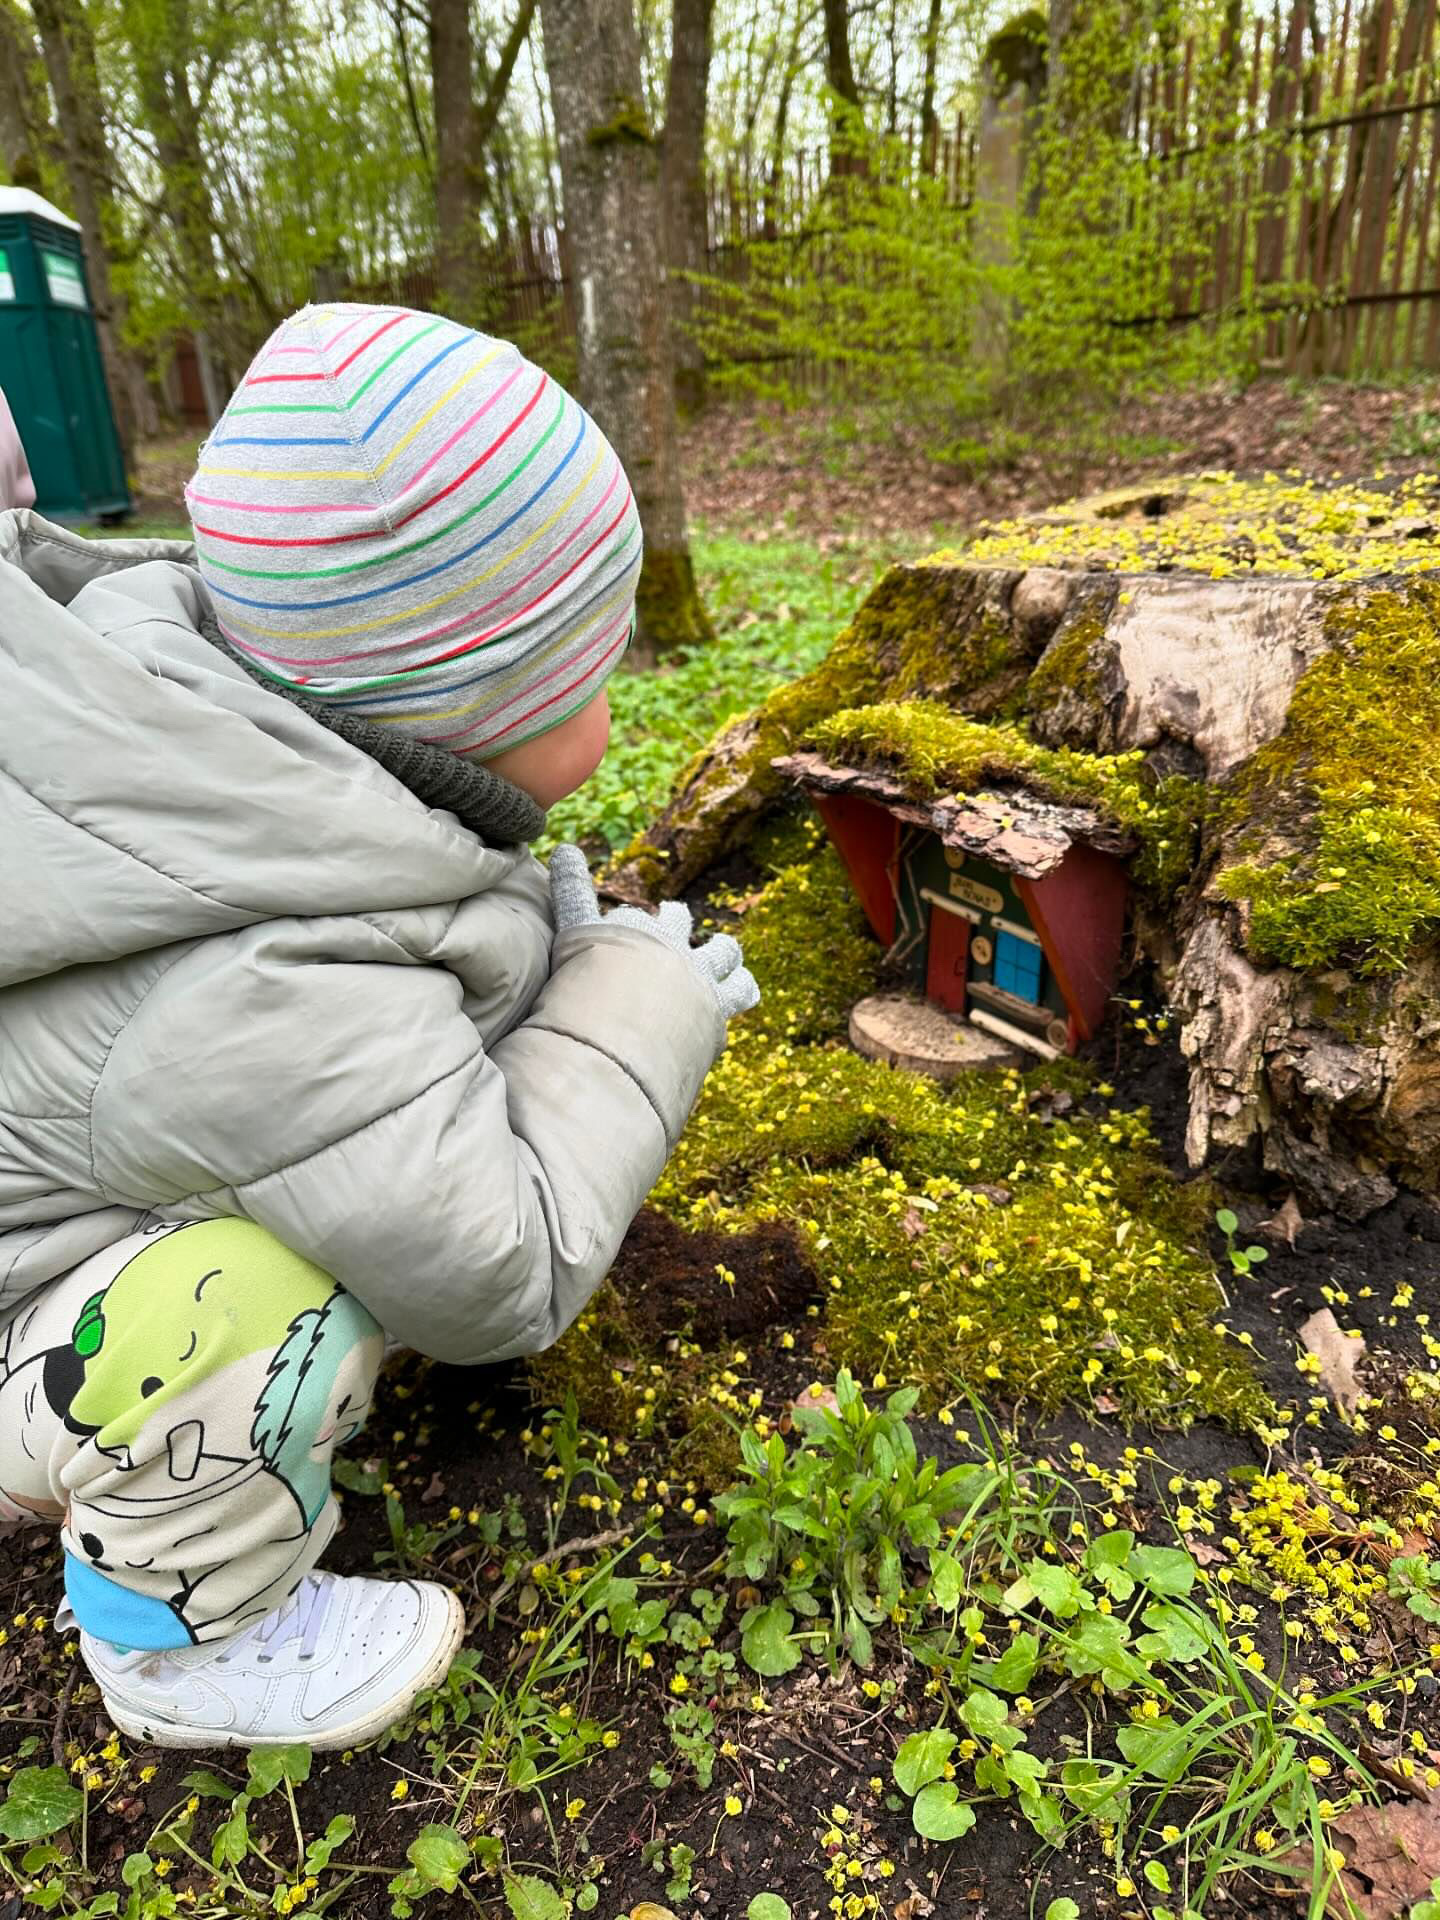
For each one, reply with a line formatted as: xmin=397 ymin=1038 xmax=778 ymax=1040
xmin=806 ymin=700 xmax=1201 ymax=896
xmin=1217 ymin=579 xmax=1440 ymax=973
xmin=541 ymin=822 xmax=1269 ymax=1437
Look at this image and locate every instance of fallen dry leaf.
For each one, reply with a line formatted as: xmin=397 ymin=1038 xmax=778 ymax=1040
xmin=1299 ymin=1306 xmax=1367 ymax=1416
xmin=1259 ymin=1190 xmax=1305 ymax=1246
xmin=1183 ymin=1536 xmax=1228 ymax=1567
xmin=901 ymin=1205 xmax=927 ymax=1240
xmin=629 ymin=1908 xmax=680 ymax=1920
xmin=792 ymin=1387 xmax=842 ymax=1418
xmin=1359 ymin=1743 xmax=1436 ymax=1805
xmin=1322 ymin=1799 xmax=1440 ymax=1917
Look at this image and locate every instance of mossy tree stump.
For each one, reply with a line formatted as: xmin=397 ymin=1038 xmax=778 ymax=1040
xmin=614 ymin=477 xmax=1440 ymax=1218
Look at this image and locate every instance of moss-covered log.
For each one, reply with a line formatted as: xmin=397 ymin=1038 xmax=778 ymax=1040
xmin=612 ymin=503 xmax=1440 ymax=1218
xmin=604 ymin=557 xmax=1071 ymax=898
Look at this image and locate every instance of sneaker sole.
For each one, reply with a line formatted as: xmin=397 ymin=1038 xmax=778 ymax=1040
xmin=98 ymin=1587 xmax=467 ymax=1752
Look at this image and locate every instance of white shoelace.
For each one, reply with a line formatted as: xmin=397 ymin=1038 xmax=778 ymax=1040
xmin=214 ymin=1572 xmax=332 ymax=1666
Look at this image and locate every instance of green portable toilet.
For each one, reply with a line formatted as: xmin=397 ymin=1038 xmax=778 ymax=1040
xmin=0 ymin=187 xmax=130 ymax=522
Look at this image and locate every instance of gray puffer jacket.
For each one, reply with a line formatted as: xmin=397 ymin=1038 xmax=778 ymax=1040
xmin=0 ymin=513 xmax=723 ymax=1362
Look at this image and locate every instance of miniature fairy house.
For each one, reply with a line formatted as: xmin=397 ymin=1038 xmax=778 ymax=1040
xmin=773 ymin=750 xmax=1132 ymax=1060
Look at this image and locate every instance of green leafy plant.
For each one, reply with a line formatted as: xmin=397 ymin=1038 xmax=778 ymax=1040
xmin=0 ymin=1768 xmax=84 ymax=1844
xmin=715 ymin=1368 xmax=1000 ymax=1671
xmin=532 ymin=1393 xmax=623 ymax=1549
xmin=1388 ymin=1553 xmax=1440 ymax=1624
xmin=640 ymin=1839 xmax=696 ymax=1906
xmin=1215 ymin=1208 xmax=1269 ymax=1277
xmin=376 ymin=1488 xmax=465 ymax=1574
xmin=747 ymin=1898 xmax=793 ymax=1920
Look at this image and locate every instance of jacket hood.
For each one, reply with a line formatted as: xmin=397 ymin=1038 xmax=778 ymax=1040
xmin=0 ymin=511 xmax=518 ymax=989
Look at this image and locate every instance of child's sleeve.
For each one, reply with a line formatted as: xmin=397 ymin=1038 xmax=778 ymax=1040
xmin=85 ymin=907 xmax=724 ymax=1364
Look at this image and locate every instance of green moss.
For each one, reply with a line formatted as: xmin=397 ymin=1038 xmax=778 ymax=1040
xmin=806 ymin=698 xmax=1201 ymax=896
xmin=1216 ymin=580 xmax=1440 ymax=974
xmin=655 ymin=1025 xmax=1266 ymax=1433
xmin=610 ymin=557 xmax=1039 ymax=892
xmin=1024 ymin=609 xmax=1110 ymax=717
xmin=966 ymin=471 xmax=1440 ymax=580
xmin=633 ymin=547 xmax=714 ymax=654
xmin=527 ymin=1279 xmax=746 ymax=1490
xmin=721 ymin=838 xmax=881 ymax=1044
xmin=585 ymin=97 xmax=654 ymax=146
xmin=657 ymin=841 xmax=1265 ymax=1432
xmin=542 ymin=833 xmax=1270 ymax=1437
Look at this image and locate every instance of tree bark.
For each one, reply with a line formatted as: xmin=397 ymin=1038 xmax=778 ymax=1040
xmin=918 ymin=0 xmax=944 ymax=175
xmin=0 ymin=0 xmax=49 ymax=186
xmin=540 ymin=0 xmax=711 ymax=663
xmin=120 ymin=0 xmax=226 ymax=364
xmin=660 ymin=0 xmax=713 ymax=415
xmin=822 ymin=0 xmax=864 ymax=174
xmin=764 ymin=3 xmax=805 ymax=236
xmin=430 ymin=0 xmax=537 ymax=325
xmin=429 ymin=0 xmax=482 ymax=321
xmin=29 ymin=0 xmax=142 ymax=467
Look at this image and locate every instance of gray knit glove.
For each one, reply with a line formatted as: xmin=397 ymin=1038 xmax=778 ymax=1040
xmin=548 ymin=844 xmax=760 ymax=1024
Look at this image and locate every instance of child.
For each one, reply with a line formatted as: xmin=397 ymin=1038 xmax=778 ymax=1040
xmin=0 ymin=304 xmax=757 ymax=1749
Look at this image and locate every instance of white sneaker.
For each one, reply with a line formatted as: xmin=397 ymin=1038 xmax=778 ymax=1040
xmin=81 ymin=1571 xmax=466 ymax=1750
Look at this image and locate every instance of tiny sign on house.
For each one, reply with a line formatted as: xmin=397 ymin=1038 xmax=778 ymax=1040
xmin=775 ymin=751 xmax=1132 ymax=1060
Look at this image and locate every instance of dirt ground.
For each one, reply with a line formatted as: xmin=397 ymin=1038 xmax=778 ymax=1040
xmin=9 ymin=379 xmax=1440 ymax=1917
xmin=129 ymin=374 xmax=1440 ymax=542
xmin=3 ymin=969 xmax=1438 ymax=1919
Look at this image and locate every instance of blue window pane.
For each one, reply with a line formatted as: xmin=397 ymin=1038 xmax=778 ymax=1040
xmin=993 ymin=929 xmax=1043 ymax=1004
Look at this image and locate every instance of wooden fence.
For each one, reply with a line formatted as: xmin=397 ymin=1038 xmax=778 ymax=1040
xmin=1127 ymin=0 xmax=1440 ymax=374
xmin=172 ymin=0 xmax=1434 ymax=415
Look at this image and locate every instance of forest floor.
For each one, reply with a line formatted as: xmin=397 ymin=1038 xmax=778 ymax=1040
xmin=5 ymin=377 xmax=1440 ymax=1920
xmin=128 ymin=372 xmax=1440 ymax=544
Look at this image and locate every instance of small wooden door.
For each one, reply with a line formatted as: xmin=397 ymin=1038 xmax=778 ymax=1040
xmin=925 ymin=903 xmax=971 ymax=1013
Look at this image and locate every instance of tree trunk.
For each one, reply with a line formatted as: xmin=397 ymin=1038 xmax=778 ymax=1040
xmin=120 ymin=0 xmax=225 ymax=362
xmin=660 ymin=0 xmax=713 ymax=416
xmin=822 ymin=0 xmax=865 ymax=175
xmin=430 ymin=0 xmax=536 ymax=326
xmin=29 ymin=0 xmax=141 ymax=469
xmin=764 ymin=3 xmax=805 ymax=237
xmin=0 ymin=0 xmax=49 ymax=186
xmin=918 ymin=0 xmax=944 ymax=175
xmin=539 ymin=0 xmax=711 ymax=663
xmin=429 ymin=0 xmax=483 ymax=321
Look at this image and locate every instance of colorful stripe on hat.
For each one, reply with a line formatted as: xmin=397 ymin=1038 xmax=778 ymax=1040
xmin=187 ymin=304 xmax=641 ymax=755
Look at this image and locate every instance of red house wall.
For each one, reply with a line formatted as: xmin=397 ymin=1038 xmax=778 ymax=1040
xmin=812 ymin=793 xmax=900 ymax=946
xmin=1017 ymin=846 xmax=1129 ymax=1044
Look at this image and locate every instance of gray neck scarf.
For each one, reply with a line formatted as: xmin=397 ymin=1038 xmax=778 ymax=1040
xmin=200 ymin=613 xmax=547 ymax=847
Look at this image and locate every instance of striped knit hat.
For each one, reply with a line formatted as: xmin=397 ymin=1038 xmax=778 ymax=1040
xmin=186 ymin=303 xmax=641 ymax=759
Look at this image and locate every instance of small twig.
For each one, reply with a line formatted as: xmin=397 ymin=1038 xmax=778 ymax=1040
xmin=52 ymin=1666 xmax=77 ymax=1767
xmin=747 ymin=1774 xmax=800 ymax=1824
xmin=485 ymin=1525 xmax=631 ymax=1619
xmin=772 ymin=1724 xmax=871 ymax=1776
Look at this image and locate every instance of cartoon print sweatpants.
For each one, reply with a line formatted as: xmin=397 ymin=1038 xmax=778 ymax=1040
xmin=0 ymin=1219 xmax=384 ymax=1651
